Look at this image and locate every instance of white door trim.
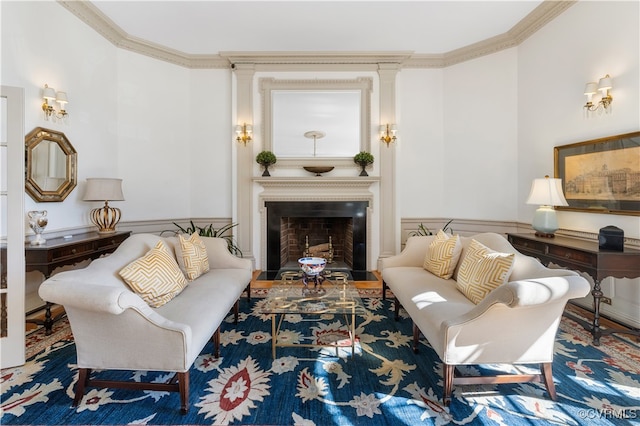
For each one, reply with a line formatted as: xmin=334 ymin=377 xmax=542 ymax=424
xmin=1 ymin=85 xmax=26 ymax=368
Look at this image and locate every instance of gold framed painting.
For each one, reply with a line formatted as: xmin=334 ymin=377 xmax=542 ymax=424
xmin=554 ymin=131 xmax=640 ymax=216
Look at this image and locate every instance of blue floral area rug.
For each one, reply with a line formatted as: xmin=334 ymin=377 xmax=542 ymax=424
xmin=2 ymin=299 xmax=639 ymax=425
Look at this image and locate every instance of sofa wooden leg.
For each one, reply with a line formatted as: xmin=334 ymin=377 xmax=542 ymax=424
xmin=73 ymin=368 xmax=90 ymax=407
xmin=245 ymin=282 xmax=251 ymax=303
xmin=541 ymin=362 xmax=556 ymax=401
xmin=234 ymin=300 xmax=239 ymax=324
xmin=382 ymin=280 xmax=387 ymax=300
xmin=412 ymin=322 xmax=420 ymax=353
xmin=212 ymin=328 xmax=220 ymax=358
xmin=394 ymin=297 xmax=400 ymax=321
xmin=443 ymin=363 xmax=454 ymax=406
xmin=178 ymin=372 xmax=190 ymax=414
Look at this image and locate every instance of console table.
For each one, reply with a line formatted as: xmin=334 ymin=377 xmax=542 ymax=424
xmin=26 ymin=231 xmax=131 ymax=334
xmin=507 ymin=233 xmax=640 ymax=346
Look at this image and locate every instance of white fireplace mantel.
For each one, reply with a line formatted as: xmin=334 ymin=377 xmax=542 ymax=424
xmin=254 ymin=176 xmax=380 ymax=202
xmin=253 ymin=176 xmax=380 ymax=270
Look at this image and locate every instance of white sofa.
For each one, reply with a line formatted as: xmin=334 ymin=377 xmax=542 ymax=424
xmin=39 ymin=233 xmax=252 ymax=414
xmin=381 ymin=232 xmax=590 ymax=405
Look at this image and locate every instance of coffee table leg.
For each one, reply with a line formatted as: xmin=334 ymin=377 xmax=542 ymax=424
xmin=271 ymin=314 xmax=276 ymax=359
xmin=351 ymin=311 xmax=356 ymax=356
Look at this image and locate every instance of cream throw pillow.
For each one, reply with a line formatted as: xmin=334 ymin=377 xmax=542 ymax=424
xmin=176 ymin=233 xmax=210 ymax=281
xmin=423 ymin=230 xmax=462 ymax=279
xmin=456 ymin=239 xmax=515 ymax=304
xmin=119 ymin=240 xmax=188 ymax=308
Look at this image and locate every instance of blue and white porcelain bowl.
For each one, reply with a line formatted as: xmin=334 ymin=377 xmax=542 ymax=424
xmin=298 ymin=257 xmax=327 ymax=276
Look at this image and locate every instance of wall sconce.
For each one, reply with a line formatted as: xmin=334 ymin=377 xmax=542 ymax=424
xmin=42 ymin=84 xmax=69 ymax=122
xmin=83 ymin=178 xmax=125 ymax=234
xmin=379 ymin=124 xmax=397 ymax=147
xmin=235 ymin=123 xmax=252 ymax=146
xmin=584 ymin=74 xmax=613 ymax=114
xmin=526 ymin=175 xmax=568 ymax=238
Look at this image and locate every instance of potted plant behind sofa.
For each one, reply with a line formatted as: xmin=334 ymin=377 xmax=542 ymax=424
xmin=353 ymin=151 xmax=374 ymax=176
xmin=408 ymin=219 xmax=454 ymax=237
xmin=164 ymin=221 xmax=243 ymax=257
xmin=256 ymin=150 xmax=277 ymax=176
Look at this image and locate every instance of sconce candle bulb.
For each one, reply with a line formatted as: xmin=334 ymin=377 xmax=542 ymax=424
xmin=380 ymin=124 xmax=397 ymax=147
xmin=584 ymin=74 xmax=613 ymax=115
xmin=235 ymin=123 xmax=252 ymax=145
xmin=42 ymin=84 xmax=69 ymax=123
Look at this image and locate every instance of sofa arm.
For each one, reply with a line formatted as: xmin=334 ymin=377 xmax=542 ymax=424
xmin=201 ymin=237 xmax=252 ymax=271
xmin=39 ymin=280 xmax=152 ymax=315
xmin=381 ymin=235 xmax=435 ymax=269
xmin=442 ymin=275 xmax=591 ymax=329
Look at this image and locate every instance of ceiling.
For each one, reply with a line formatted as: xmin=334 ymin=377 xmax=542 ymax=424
xmin=90 ymin=1 xmax=545 ymax=56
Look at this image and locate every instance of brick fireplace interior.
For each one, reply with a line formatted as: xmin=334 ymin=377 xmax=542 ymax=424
xmin=265 ymin=201 xmax=368 ymax=273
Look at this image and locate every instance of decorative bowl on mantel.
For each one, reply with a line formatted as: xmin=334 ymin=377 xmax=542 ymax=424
xmin=303 ymin=166 xmax=334 ymax=176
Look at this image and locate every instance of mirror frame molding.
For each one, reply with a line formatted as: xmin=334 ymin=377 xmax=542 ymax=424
xmin=260 ymin=77 xmax=373 ymax=167
xmin=25 ymin=127 xmax=77 ymax=202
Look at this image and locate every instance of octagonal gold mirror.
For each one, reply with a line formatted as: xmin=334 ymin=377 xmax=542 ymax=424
xmin=25 ymin=127 xmax=77 ymax=202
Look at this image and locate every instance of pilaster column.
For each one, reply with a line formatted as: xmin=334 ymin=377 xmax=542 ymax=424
xmin=233 ymin=64 xmax=256 ymax=264
xmin=378 ymin=64 xmax=400 ymax=265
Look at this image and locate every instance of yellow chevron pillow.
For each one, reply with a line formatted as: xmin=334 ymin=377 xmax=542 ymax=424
xmin=176 ymin=233 xmax=210 ymax=281
xmin=456 ymin=239 xmax=515 ymax=304
xmin=119 ymin=240 xmax=188 ymax=308
xmin=423 ymin=230 xmax=462 ymax=279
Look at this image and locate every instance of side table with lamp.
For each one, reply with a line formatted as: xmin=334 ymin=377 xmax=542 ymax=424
xmin=26 ymin=177 xmax=129 ymax=334
xmin=513 ymin=176 xmax=640 ymax=345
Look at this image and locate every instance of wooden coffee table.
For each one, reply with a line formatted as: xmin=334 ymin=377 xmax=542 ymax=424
xmin=259 ymin=271 xmax=366 ymax=359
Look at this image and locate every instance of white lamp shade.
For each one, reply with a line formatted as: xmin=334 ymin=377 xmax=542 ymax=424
xmin=598 ymin=75 xmax=612 ymax=91
xmin=43 ymin=85 xmax=56 ymax=100
xmin=526 ymin=177 xmax=568 ymax=207
xmin=83 ymin=178 xmax=124 ymax=201
xmin=56 ymin=91 xmax=68 ymax=105
xmin=583 ymin=82 xmax=598 ymax=95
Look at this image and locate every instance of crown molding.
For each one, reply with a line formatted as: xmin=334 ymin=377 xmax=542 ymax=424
xmin=59 ymin=0 xmax=575 ymax=69
xmin=58 ymin=0 xmax=229 ymax=68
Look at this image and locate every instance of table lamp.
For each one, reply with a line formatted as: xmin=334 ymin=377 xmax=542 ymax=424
xmin=83 ymin=178 xmax=124 ymax=234
xmin=526 ymin=175 xmax=568 ymax=237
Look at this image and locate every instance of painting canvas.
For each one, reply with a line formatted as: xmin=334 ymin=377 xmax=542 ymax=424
xmin=554 ymin=131 xmax=640 ymax=215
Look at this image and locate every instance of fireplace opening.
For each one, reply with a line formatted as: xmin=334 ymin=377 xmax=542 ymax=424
xmin=280 ymin=217 xmax=353 ymax=269
xmin=265 ymin=201 xmax=367 ymax=272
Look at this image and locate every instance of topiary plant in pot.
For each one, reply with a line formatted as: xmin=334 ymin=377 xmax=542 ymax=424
xmin=256 ymin=150 xmax=277 ymax=176
xmin=353 ymin=151 xmax=374 ymax=176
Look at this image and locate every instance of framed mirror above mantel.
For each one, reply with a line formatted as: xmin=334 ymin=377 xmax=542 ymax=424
xmin=260 ymin=77 xmax=373 ymax=167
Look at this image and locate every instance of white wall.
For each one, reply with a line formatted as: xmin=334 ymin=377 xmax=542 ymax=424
xmin=396 ymin=68 xmax=445 ymax=218
xmin=2 ymin=0 xmax=118 ymax=232
xmin=189 ymin=69 xmax=233 ymax=218
xmin=1 ymin=1 xmax=235 ymax=236
xmin=518 ymin=0 xmax=640 ymax=239
xmin=443 ymin=48 xmax=519 ymax=221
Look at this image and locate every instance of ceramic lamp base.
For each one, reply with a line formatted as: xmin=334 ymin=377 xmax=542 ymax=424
xmin=532 ymin=205 xmax=559 ymax=237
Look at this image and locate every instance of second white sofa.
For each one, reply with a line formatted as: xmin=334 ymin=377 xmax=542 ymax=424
xmin=382 ymin=232 xmax=590 ymax=405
